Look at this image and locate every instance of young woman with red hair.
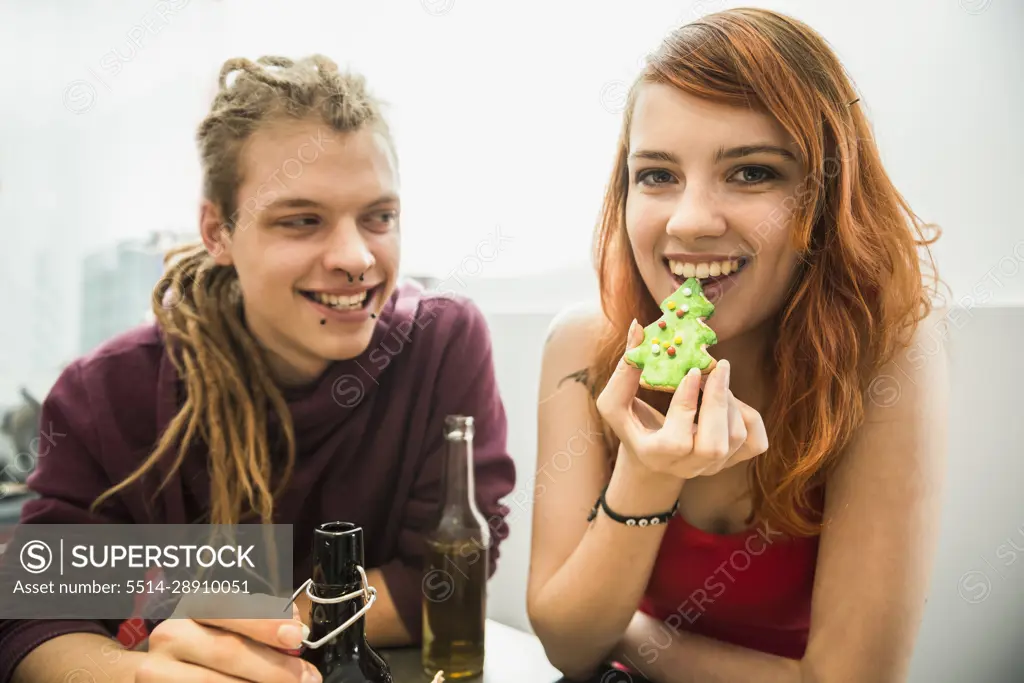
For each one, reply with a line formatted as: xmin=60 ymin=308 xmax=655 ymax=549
xmin=528 ymin=8 xmax=948 ymax=683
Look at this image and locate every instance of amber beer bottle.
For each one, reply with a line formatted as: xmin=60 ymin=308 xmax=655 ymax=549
xmin=422 ymin=415 xmax=489 ymax=679
xmin=303 ymin=522 xmax=393 ymax=683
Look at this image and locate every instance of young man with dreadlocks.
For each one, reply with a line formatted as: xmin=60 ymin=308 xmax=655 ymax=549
xmin=3 ymin=55 xmax=516 ymax=683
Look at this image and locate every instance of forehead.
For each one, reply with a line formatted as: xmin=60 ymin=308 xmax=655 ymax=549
xmin=237 ymin=119 xmax=398 ymax=205
xmin=628 ymin=82 xmax=796 ymax=158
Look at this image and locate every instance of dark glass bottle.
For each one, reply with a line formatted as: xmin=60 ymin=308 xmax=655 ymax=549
xmin=303 ymin=522 xmax=393 ymax=683
xmin=422 ymin=415 xmax=489 ymax=679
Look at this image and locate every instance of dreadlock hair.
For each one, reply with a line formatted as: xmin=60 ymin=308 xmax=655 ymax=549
xmin=91 ymin=55 xmax=394 ymax=526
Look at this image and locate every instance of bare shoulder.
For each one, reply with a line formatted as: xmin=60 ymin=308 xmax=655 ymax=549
xmin=867 ymin=305 xmax=952 ymax=423
xmin=539 ymin=301 xmax=611 ymax=400
xmin=544 ymin=300 xmax=608 ymax=346
xmin=834 ymin=305 xmax=952 ymax=486
xmin=902 ymin=304 xmax=955 ymax=376
xmin=805 ymin=305 xmax=952 ymax=682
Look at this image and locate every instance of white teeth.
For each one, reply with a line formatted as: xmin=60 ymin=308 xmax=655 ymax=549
xmin=310 ymin=291 xmax=367 ymax=309
xmin=667 ymin=258 xmax=746 ymax=280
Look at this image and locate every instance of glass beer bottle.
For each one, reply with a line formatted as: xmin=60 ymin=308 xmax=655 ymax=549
xmin=303 ymin=522 xmax=393 ymax=683
xmin=422 ymin=415 xmax=489 ymax=679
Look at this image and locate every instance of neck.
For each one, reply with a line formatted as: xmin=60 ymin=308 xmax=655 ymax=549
xmin=442 ymin=435 xmax=474 ymax=516
xmin=310 ymin=573 xmax=366 ymax=655
xmin=308 ymin=523 xmax=369 ymax=658
xmin=243 ymin=307 xmax=330 ymax=387
xmin=710 ymin=316 xmax=776 ymax=414
xmin=265 ymin=349 xmax=330 ymax=387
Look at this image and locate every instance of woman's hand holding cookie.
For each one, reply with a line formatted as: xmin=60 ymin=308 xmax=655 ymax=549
xmin=596 ymin=319 xmax=769 ymax=479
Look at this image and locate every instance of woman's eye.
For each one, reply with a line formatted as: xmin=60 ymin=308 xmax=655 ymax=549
xmin=730 ymin=166 xmax=778 ymax=185
xmin=636 ymin=169 xmax=676 ymax=187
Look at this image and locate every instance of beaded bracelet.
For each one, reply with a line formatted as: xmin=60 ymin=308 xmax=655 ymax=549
xmin=587 ymin=485 xmax=679 ymax=527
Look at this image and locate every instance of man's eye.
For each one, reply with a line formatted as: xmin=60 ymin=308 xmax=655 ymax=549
xmin=368 ymin=211 xmax=398 ymax=229
xmin=278 ymin=216 xmax=321 ymax=228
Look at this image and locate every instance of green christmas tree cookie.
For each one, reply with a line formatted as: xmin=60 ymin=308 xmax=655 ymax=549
xmin=624 ymin=277 xmax=718 ymax=392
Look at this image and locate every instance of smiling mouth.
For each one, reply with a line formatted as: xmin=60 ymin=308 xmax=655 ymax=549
xmin=665 ymin=256 xmax=751 ymax=287
xmin=299 ymin=285 xmax=381 ymax=311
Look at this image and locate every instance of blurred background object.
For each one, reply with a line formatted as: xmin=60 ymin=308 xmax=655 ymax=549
xmin=0 ymin=387 xmax=41 ymax=523
xmin=79 ymin=231 xmax=195 ymax=355
xmin=0 ymin=388 xmax=41 ymax=485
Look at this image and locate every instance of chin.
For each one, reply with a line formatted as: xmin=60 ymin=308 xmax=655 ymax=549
xmin=320 ymin=331 xmax=375 ymax=361
xmin=703 ymin=314 xmax=739 ymax=346
xmin=712 ymin=299 xmax=784 ymax=347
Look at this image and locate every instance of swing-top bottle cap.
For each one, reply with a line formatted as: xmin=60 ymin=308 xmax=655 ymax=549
xmin=311 ymin=522 xmax=365 ymax=588
xmin=444 ymin=415 xmax=474 ymax=441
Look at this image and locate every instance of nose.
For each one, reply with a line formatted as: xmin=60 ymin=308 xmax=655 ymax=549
xmin=665 ymin=182 xmax=727 ymax=242
xmin=322 ymin=220 xmax=375 ymax=276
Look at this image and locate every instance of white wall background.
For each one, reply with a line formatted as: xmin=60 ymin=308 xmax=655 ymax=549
xmin=1 ymin=0 xmax=1022 ymax=401
xmin=1 ymin=1 xmax=1022 ymax=680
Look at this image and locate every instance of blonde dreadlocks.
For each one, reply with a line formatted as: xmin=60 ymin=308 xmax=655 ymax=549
xmin=91 ymin=55 xmax=393 ymax=526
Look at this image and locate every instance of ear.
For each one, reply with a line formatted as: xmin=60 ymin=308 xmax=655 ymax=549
xmin=199 ymin=200 xmax=234 ymax=266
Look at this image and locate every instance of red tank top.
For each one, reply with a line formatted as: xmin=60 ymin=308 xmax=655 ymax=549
xmin=636 ymin=513 xmax=820 ymax=660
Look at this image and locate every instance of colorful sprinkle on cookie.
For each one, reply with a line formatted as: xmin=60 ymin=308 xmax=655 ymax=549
xmin=623 ymin=278 xmax=718 ymax=392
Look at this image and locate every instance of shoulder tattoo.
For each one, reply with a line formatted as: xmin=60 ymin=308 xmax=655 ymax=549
xmin=558 ymin=368 xmax=596 ymax=397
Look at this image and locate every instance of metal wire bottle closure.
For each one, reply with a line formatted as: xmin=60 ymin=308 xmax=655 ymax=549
xmin=284 ymin=564 xmax=377 ymax=650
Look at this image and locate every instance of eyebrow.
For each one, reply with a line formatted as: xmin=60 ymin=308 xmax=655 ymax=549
xmin=628 ymin=150 xmax=680 ymax=164
xmin=262 ymin=194 xmax=399 ymax=211
xmin=714 ymin=144 xmax=798 ymax=163
xmin=628 ymin=144 xmax=799 ymax=165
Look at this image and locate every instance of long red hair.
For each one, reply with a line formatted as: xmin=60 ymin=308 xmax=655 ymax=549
xmin=590 ymin=8 xmax=941 ymax=537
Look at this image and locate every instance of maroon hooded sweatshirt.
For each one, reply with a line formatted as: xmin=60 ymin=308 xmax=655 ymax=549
xmin=0 ymin=281 xmax=517 ymax=681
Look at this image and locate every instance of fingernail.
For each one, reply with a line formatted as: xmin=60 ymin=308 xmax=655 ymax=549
xmin=719 ymin=359 xmax=731 ymax=380
xmin=626 ymin=319 xmax=638 ymax=343
xmin=278 ymin=622 xmax=309 ymax=649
